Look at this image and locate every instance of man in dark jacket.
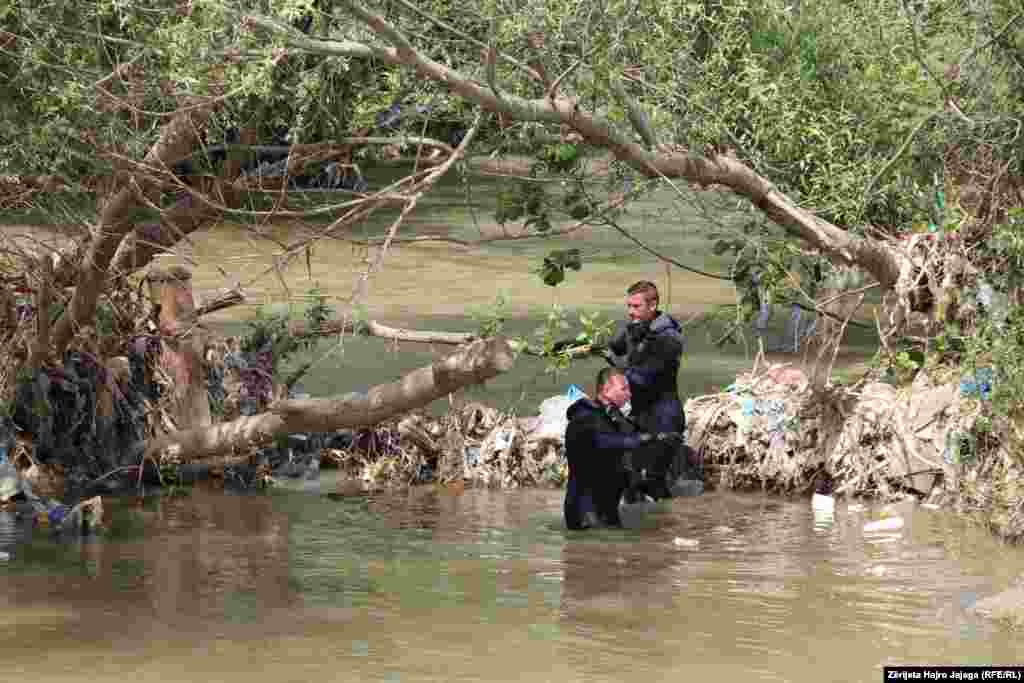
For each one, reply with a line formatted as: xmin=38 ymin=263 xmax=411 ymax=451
xmin=563 ymin=367 xmax=677 ymax=530
xmin=603 ymin=280 xmax=700 ymax=497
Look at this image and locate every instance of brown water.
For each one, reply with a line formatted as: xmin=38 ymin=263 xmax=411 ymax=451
xmin=2 ymin=167 xmax=983 ymax=681
xmin=1 ymin=478 xmax=1022 ymax=682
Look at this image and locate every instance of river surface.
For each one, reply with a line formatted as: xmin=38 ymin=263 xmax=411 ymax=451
xmin=2 ymin=477 xmax=1023 ymax=682
xmin=3 ymin=164 xmax=1013 ymax=680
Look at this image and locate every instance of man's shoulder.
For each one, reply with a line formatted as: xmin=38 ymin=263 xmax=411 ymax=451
xmin=567 ymin=397 xmax=602 ymax=421
xmin=650 ymin=312 xmax=682 ymax=334
xmin=650 ymin=313 xmax=685 ymax=346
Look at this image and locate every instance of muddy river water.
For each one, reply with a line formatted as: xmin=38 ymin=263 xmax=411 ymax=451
xmin=2 ymin=171 xmax=1021 ymax=680
xmin=2 ymin=479 xmax=1024 ymax=682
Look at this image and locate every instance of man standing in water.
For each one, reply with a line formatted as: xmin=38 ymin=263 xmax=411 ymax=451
xmin=602 ymin=280 xmax=699 ymax=498
xmin=563 ymin=367 xmax=678 ymax=529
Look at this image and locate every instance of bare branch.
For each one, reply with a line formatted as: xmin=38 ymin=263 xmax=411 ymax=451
xmin=51 ymin=97 xmax=218 ymax=356
xmin=604 ymin=214 xmax=732 ymax=281
xmin=545 ymin=59 xmax=581 ymax=100
xmin=351 ymin=113 xmax=483 ymax=305
xmin=29 ymin=255 xmax=52 ymax=370
xmin=145 ymin=336 xmax=515 ymax=463
xmin=391 ymin=0 xmax=543 ymax=83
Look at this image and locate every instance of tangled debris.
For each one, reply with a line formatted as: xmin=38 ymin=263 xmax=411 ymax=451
xmin=321 ymin=402 xmax=567 ymax=490
xmin=684 ymin=359 xmax=1024 ymax=537
xmin=0 ymin=421 xmax=105 ymax=535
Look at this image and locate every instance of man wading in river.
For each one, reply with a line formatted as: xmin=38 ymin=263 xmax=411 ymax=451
xmin=563 ymin=367 xmax=682 ymax=530
xmin=600 ymin=280 xmax=701 ymax=499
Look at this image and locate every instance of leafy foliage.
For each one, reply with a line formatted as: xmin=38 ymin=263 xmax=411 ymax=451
xmin=238 ymin=286 xmax=335 ymax=395
xmin=536 ymin=248 xmax=582 ymax=287
xmin=468 ymin=292 xmax=510 ymax=338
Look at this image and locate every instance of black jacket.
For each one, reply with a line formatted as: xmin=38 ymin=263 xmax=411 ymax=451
xmin=563 ymin=398 xmax=648 ymax=529
xmin=608 ymin=312 xmax=685 ymax=430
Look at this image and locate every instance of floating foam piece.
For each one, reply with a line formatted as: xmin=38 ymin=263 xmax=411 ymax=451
xmin=863 ymin=517 xmax=904 ymax=532
xmin=812 ymin=493 xmax=835 ymax=511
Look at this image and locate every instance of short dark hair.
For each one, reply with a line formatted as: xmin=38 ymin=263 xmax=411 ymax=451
xmin=596 ymin=367 xmax=626 ymax=394
xmin=627 ymin=280 xmax=659 ymax=306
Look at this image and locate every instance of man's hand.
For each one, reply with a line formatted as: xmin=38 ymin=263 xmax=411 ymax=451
xmin=627 ymin=320 xmax=650 ymax=344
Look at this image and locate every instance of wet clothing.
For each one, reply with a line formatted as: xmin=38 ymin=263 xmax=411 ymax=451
xmin=608 ymin=311 xmax=685 ymax=433
xmin=608 ymin=311 xmax=693 ymax=493
xmin=563 ymin=398 xmax=651 ymax=530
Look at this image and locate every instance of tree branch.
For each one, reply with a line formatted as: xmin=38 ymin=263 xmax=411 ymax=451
xmin=253 ymin=1 xmax=907 ymax=291
xmin=144 ymin=336 xmax=515 ymax=462
xmin=603 ymin=215 xmax=732 ymax=281
xmin=50 ymin=98 xmax=217 ymax=355
xmin=391 ymin=0 xmax=543 ymax=83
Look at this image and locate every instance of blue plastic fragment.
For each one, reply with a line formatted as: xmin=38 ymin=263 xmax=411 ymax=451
xmin=960 ymin=367 xmax=994 ymax=399
xmin=47 ymin=504 xmax=70 ymax=526
xmin=740 ymin=396 xmax=756 ymax=417
xmin=566 ymin=384 xmax=587 ymax=402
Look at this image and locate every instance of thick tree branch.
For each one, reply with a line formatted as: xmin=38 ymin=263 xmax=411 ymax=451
xmin=253 ymin=1 xmax=907 ymax=290
xmin=51 ymin=99 xmax=216 ymax=355
xmin=144 ymin=336 xmax=515 ymax=462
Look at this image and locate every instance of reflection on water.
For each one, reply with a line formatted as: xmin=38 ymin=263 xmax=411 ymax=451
xmin=1 ymin=477 xmax=1022 ymax=682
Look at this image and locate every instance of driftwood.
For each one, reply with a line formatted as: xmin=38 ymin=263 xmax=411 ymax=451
xmin=145 ymin=336 xmax=514 ymax=463
xmin=195 ymin=287 xmax=246 ymax=318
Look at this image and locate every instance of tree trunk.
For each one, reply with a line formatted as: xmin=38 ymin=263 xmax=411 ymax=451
xmin=145 ymin=336 xmax=515 ymax=463
xmin=147 ymin=267 xmax=211 ymax=430
xmin=51 ymin=100 xmax=216 ymax=356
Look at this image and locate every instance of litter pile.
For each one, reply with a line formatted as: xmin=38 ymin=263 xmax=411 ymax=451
xmin=0 ymin=421 xmax=105 ymax=535
xmin=322 ymin=399 xmax=569 ymax=490
xmin=685 ymin=362 xmax=988 ymax=502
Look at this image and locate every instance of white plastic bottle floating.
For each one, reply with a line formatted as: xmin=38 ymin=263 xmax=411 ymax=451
xmin=863 ymin=517 xmax=904 ymax=532
xmin=812 ymin=493 xmax=835 ymax=512
xmin=813 ymin=507 xmax=835 ymax=527
xmin=673 ymin=537 xmax=699 ymax=549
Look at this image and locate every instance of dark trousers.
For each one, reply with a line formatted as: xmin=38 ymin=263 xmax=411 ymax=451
xmin=629 ymin=398 xmax=695 ymax=498
xmin=564 ymin=469 xmax=625 ymax=529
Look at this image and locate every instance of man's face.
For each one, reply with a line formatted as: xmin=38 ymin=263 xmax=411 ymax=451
xmin=599 ymin=374 xmax=631 ymax=409
xmin=625 ymin=292 xmax=657 ymax=323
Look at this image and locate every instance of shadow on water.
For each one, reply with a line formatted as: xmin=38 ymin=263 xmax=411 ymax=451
xmin=1 ymin=480 xmax=1024 ymax=681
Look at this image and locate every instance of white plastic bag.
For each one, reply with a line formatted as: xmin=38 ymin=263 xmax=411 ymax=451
xmin=532 ymin=395 xmax=574 ymax=442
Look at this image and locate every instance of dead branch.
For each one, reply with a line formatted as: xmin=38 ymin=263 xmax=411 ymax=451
xmin=50 ymin=96 xmax=218 ymax=356
xmin=144 ymin=336 xmax=515 ymax=463
xmin=29 ymin=254 xmax=52 ymax=370
xmin=195 ymin=288 xmax=246 ymax=318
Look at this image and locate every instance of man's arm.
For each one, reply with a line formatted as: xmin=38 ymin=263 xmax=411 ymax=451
xmin=607 ymin=321 xmax=629 ymax=356
xmin=592 ymin=430 xmax=651 ymax=451
xmin=624 ymin=334 xmax=683 ymax=390
xmin=567 ymin=411 xmax=651 ymax=452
